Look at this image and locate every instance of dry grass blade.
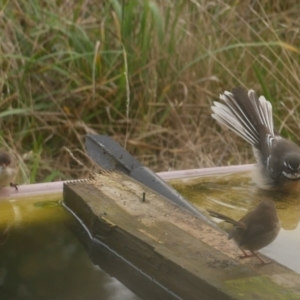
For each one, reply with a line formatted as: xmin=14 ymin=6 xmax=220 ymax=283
xmin=0 ymin=0 xmax=299 ymax=182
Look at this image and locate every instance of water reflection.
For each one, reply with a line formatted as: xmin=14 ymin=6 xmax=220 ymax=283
xmin=170 ymin=171 xmax=300 ymax=274
xmin=0 ymin=196 xmax=140 ymax=300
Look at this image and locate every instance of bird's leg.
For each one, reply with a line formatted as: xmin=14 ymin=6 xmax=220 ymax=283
xmin=238 ymin=250 xmax=255 ymax=259
xmin=239 ymin=250 xmax=272 ymax=264
xmin=10 ymin=183 xmax=18 ymax=191
xmin=251 ymin=251 xmax=272 ymax=265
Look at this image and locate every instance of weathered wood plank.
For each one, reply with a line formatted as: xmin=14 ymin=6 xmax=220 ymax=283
xmin=63 ymin=172 xmax=300 ymax=300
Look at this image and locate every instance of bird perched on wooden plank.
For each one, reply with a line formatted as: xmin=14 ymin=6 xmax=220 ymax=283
xmin=207 ymin=200 xmax=280 ymax=264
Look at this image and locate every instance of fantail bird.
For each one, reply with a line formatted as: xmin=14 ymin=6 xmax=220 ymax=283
xmin=211 ymin=87 xmax=300 ymax=192
xmin=207 ymin=199 xmax=280 ymax=264
xmin=0 ymin=150 xmax=18 ymax=191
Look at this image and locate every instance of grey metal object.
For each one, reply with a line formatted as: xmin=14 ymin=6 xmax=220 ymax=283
xmin=85 ymin=134 xmax=215 ymax=226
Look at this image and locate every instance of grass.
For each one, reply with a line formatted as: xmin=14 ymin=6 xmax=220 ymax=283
xmin=1 ymin=0 xmax=300 ymax=183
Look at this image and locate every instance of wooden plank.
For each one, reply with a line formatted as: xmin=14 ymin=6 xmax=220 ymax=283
xmin=63 ymin=172 xmax=300 ymax=300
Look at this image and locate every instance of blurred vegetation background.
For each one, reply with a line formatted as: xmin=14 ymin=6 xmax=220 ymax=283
xmin=1 ymin=0 xmax=300 ymax=183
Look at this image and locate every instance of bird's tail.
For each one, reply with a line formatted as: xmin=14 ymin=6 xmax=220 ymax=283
xmin=211 ymin=87 xmax=274 ymax=148
xmin=207 ymin=209 xmax=241 ymax=226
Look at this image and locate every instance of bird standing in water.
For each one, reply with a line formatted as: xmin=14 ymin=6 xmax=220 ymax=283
xmin=211 ymin=87 xmax=300 ymax=192
xmin=0 ymin=150 xmax=18 ymax=190
xmin=207 ymin=200 xmax=280 ymax=264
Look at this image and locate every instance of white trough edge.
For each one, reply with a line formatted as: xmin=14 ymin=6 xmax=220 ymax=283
xmin=0 ymin=164 xmax=254 ymax=200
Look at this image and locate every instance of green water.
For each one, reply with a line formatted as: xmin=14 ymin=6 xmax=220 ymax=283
xmin=0 ymin=194 xmax=140 ymax=300
xmin=170 ymin=171 xmax=300 ymax=274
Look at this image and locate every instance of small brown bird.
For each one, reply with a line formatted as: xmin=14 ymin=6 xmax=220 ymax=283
xmin=0 ymin=150 xmax=18 ymax=190
xmin=207 ymin=200 xmax=280 ymax=264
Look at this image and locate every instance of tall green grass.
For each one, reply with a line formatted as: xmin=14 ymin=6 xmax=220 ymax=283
xmin=1 ymin=0 xmax=300 ymax=183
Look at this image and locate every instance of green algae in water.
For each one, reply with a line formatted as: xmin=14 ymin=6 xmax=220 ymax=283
xmin=33 ymin=200 xmax=60 ymax=208
xmin=0 ymin=195 xmax=140 ymax=300
xmin=170 ymin=171 xmax=300 ymax=275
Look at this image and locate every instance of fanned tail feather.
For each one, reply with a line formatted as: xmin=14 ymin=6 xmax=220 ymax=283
xmin=211 ymin=88 xmax=274 ymax=147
